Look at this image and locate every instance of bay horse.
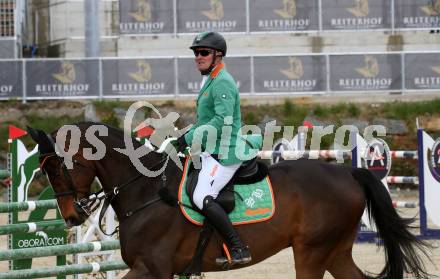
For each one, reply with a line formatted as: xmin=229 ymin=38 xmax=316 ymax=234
xmin=27 ymin=122 xmax=430 ymax=279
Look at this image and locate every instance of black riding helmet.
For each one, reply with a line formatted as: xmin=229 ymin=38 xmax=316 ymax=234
xmin=190 ymin=31 xmax=227 ymax=57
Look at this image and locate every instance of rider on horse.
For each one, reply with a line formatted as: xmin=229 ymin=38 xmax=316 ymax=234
xmin=175 ymin=31 xmax=251 ymax=266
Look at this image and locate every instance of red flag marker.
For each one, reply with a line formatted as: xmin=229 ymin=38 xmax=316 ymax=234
xmin=136 ymin=126 xmax=155 ymax=138
xmin=9 ymin=125 xmax=27 ymax=140
xmin=302 ymin=121 xmax=313 ymax=129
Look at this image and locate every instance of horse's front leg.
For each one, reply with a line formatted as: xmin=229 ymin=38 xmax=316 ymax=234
xmin=122 ymin=259 xmax=173 ymax=279
xmin=122 ymin=259 xmax=151 ymax=279
xmin=122 ymin=258 xmax=157 ymax=279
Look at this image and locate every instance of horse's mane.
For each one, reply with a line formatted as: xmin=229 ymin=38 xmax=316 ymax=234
xmin=50 ymin=121 xmax=187 ymax=174
xmin=56 ymin=121 xmax=174 ymax=165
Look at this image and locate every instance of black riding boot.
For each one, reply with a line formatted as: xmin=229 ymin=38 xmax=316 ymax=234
xmin=202 ymin=196 xmax=251 ymax=267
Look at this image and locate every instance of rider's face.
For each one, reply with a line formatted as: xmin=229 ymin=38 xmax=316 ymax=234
xmin=193 ymin=48 xmax=215 ymax=72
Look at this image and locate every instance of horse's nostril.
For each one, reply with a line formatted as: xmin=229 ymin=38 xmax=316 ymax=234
xmin=65 ymin=216 xmax=80 ymax=228
xmin=65 ymin=217 xmax=75 ymax=228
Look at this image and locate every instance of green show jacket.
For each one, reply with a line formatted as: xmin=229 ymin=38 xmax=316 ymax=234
xmin=184 ymin=63 xmax=258 ymax=165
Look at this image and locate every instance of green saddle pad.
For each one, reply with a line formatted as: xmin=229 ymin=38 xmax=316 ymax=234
xmin=178 ymin=158 xmax=276 ymax=226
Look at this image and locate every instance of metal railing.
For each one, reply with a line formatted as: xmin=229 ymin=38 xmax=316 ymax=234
xmin=0 ymin=51 xmax=439 ymax=101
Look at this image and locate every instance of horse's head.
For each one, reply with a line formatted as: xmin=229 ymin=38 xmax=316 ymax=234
xmin=27 ymin=126 xmax=96 ymax=228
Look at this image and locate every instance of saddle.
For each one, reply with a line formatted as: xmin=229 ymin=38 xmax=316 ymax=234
xmin=185 ymin=157 xmax=269 ymax=214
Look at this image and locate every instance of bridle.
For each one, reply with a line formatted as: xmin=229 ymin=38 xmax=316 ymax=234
xmin=40 ymin=153 xmax=89 ymax=198
xmin=39 ymin=148 xmax=170 ymax=236
xmin=39 ymin=151 xmax=99 ymax=217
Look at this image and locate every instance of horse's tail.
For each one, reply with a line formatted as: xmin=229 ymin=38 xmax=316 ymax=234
xmin=350 ymin=168 xmax=430 ymax=279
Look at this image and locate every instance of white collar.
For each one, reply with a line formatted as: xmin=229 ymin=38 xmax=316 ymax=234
xmin=200 ymin=75 xmax=209 ymax=88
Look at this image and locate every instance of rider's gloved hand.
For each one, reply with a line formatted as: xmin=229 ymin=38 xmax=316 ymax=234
xmin=175 ymin=135 xmax=188 ymax=153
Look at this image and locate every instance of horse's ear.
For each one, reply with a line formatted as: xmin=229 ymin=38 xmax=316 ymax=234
xmin=27 ymin=126 xmax=55 ymax=154
xmin=27 ymin=126 xmax=41 ymax=144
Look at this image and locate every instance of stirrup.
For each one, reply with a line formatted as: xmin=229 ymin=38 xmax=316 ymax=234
xmin=215 ymin=246 xmax=252 ymax=270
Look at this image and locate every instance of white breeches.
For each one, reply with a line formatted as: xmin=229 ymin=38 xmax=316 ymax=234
xmin=192 ymin=153 xmax=242 ymax=210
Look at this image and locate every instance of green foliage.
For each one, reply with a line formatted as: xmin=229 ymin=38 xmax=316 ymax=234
xmin=312 ymin=104 xmax=327 ymax=118
xmin=93 ymin=100 xmax=126 ymax=112
xmin=283 ymin=99 xmax=294 ymax=115
xmin=91 ymin=181 xmax=101 ymax=192
xmin=93 ymin=100 xmax=154 ymax=119
xmin=101 ymin=111 xmax=120 ymax=128
xmin=16 ymin=114 xmax=84 ymax=151
xmin=431 ymin=131 xmax=440 ymax=139
xmin=312 ymin=102 xmax=360 ymax=118
xmin=280 ymin=100 xmax=309 ymax=127
xmin=259 ymin=104 xmax=274 ymax=115
xmin=242 ymin=111 xmax=257 ymax=125
xmin=1 ymin=98 xmax=21 ymax=106
xmin=383 ymin=99 xmax=440 ymax=120
xmin=424 ymin=98 xmax=440 ymax=114
xmin=329 ymin=103 xmax=348 ymax=115
xmin=25 ymin=114 xmax=83 ymax=134
xmin=347 ymin=103 xmax=360 ymax=117
xmin=284 ymin=106 xmax=308 ymax=128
